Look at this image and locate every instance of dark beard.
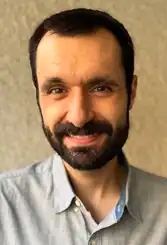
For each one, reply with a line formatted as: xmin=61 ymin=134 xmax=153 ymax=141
xmin=41 ymin=116 xmax=129 ymax=171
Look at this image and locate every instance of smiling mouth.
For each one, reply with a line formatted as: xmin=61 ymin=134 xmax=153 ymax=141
xmin=68 ymin=133 xmax=97 ymax=138
xmin=64 ymin=133 xmax=102 ymax=145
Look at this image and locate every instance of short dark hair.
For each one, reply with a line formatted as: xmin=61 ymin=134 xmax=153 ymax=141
xmin=29 ymin=8 xmax=134 ymax=95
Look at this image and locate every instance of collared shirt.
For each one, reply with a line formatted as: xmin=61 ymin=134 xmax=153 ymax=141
xmin=78 ymin=151 xmax=128 ymax=233
xmin=0 ymin=154 xmax=167 ymax=245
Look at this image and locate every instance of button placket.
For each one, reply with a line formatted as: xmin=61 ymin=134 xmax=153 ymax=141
xmin=74 ymin=207 xmax=79 ymax=212
xmin=75 ymin=199 xmax=81 ymax=207
xmin=73 ymin=198 xmax=81 ymax=213
xmin=91 ymin=240 xmax=97 ymax=245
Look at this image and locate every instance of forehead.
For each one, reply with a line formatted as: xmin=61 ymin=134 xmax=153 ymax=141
xmin=36 ymin=28 xmax=124 ymax=84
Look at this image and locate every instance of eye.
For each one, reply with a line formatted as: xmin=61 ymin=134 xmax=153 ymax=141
xmin=48 ymin=87 xmax=66 ymax=94
xmin=92 ymin=86 xmax=112 ymax=93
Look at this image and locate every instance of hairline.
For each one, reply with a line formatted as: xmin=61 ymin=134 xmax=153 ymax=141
xmin=35 ymin=26 xmax=126 ymax=88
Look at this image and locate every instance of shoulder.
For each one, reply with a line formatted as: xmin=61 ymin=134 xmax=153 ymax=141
xmin=127 ymin=166 xmax=167 ymax=223
xmin=130 ymin=165 xmax=167 ymax=189
xmin=129 ymin=165 xmax=167 ymax=203
xmin=0 ymin=155 xmax=55 ymax=194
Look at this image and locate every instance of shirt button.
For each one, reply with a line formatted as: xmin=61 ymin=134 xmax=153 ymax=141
xmin=75 ymin=199 xmax=81 ymax=207
xmin=74 ymin=207 xmax=79 ymax=213
xmin=91 ymin=240 xmax=97 ymax=245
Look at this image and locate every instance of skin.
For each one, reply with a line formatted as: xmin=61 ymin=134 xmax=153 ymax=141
xmin=36 ymin=28 xmax=137 ymax=222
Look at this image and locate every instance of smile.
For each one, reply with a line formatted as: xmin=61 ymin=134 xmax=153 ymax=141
xmin=67 ymin=133 xmax=98 ymax=143
xmin=64 ymin=133 xmax=105 ymax=147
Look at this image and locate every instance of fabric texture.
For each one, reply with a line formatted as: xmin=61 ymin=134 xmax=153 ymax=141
xmin=0 ymin=154 xmax=167 ymax=245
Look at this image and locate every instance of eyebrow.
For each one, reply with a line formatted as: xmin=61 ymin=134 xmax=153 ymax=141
xmin=86 ymin=76 xmax=119 ymax=88
xmin=40 ymin=75 xmax=120 ymax=93
xmin=40 ymin=77 xmax=65 ymax=93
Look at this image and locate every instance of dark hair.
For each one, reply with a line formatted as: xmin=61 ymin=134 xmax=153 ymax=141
xmin=29 ymin=8 xmax=134 ymax=95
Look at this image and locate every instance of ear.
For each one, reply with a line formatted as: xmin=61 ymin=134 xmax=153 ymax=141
xmin=129 ymin=75 xmax=138 ymax=110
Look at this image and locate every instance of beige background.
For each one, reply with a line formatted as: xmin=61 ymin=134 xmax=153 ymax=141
xmin=0 ymin=0 xmax=167 ymax=176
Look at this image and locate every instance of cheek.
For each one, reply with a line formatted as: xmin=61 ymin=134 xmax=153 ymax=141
xmin=93 ymin=95 xmax=128 ymax=128
xmin=115 ymin=96 xmax=128 ymax=121
xmin=39 ymin=97 xmax=67 ymax=131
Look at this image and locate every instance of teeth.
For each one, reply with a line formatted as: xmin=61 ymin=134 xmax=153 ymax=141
xmin=69 ymin=134 xmax=95 ymax=138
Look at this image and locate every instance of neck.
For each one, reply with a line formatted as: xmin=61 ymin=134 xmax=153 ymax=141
xmin=64 ymin=154 xmax=127 ymax=213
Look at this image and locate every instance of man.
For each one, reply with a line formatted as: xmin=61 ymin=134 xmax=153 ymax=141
xmin=0 ymin=8 xmax=167 ymax=245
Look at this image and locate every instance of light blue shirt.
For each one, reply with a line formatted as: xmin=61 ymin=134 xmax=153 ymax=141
xmin=0 ymin=153 xmax=167 ymax=245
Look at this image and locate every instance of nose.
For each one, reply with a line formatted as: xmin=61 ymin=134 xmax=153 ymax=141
xmin=66 ymin=90 xmax=94 ymax=128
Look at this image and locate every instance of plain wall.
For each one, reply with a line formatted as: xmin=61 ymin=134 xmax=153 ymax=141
xmin=0 ymin=0 xmax=167 ymax=176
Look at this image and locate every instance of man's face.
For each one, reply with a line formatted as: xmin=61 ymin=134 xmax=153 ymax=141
xmin=36 ymin=29 xmax=136 ymax=171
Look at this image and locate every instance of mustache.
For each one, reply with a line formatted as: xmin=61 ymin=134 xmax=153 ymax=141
xmin=54 ymin=120 xmax=113 ymax=137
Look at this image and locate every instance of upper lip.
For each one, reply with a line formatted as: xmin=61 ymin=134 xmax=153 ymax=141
xmin=67 ymin=128 xmax=96 ymax=136
xmin=68 ymin=133 xmax=96 ymax=136
xmin=68 ymin=132 xmax=97 ymax=136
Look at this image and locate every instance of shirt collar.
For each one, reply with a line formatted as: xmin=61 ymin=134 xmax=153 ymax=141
xmin=52 ymin=152 xmax=143 ymax=223
xmin=52 ymin=154 xmax=75 ymax=213
xmin=118 ymin=151 xmax=142 ymax=222
xmin=126 ymin=165 xmax=143 ymax=223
